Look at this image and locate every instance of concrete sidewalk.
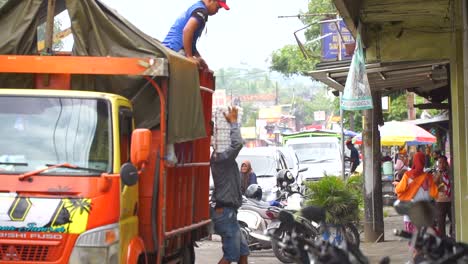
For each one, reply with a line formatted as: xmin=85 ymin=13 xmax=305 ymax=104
xmin=360 ymin=206 xmax=412 ymax=264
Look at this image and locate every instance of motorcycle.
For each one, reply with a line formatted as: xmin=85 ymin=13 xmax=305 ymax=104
xmin=273 ymin=183 xmax=360 ymax=249
xmin=268 ymin=206 xmax=375 ymax=264
xmin=267 ymin=171 xmax=317 ymax=263
xmin=238 ymin=169 xmax=317 ymax=263
xmin=237 ymin=195 xmax=282 ymax=250
xmin=393 ymin=200 xmax=468 ymax=263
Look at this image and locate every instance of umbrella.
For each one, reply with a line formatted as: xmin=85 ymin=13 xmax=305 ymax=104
xmin=352 ymin=121 xmax=436 ymax=146
xmin=344 ymin=130 xmax=358 ymax=137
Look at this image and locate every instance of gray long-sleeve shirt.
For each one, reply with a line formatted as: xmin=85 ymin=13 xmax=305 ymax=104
xmin=210 ymin=123 xmax=243 ymax=209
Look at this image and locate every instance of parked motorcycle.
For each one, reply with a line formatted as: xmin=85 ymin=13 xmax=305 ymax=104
xmin=238 ymin=169 xmax=321 ymax=263
xmin=268 ymin=206 xmax=374 ymax=264
xmin=237 ymin=184 xmax=282 ymax=251
xmin=275 ymin=184 xmax=360 ymax=249
xmin=393 ymin=200 xmax=468 ymax=263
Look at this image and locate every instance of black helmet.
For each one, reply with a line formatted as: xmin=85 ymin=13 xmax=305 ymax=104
xmin=245 ymin=184 xmax=263 ymax=200
xmin=276 ymin=169 xmax=294 ymax=187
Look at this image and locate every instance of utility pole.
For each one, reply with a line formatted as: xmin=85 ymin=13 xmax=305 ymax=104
xmin=275 ymin=82 xmax=279 ymax=105
xmin=407 ymin=91 xmax=416 ymax=120
xmin=362 ymin=93 xmax=385 ymax=243
xmin=337 ymin=14 xmax=345 ymax=180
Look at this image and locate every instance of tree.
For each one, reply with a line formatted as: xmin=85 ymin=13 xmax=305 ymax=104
xmin=332 ymin=97 xmax=363 ymax=132
xmin=293 ymin=87 xmax=334 ymax=127
xmin=270 ymin=0 xmax=336 ymax=76
xmin=270 ymin=45 xmax=316 ymax=77
xmin=241 ymin=103 xmax=257 ymax=127
xmin=383 ymin=92 xmax=408 ymax=121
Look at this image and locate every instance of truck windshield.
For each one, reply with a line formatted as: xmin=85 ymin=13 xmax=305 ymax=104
xmin=290 ymin=143 xmax=340 ymax=162
xmin=0 ymin=96 xmax=111 ymax=175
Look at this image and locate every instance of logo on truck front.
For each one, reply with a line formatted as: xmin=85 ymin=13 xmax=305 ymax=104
xmin=0 ymin=193 xmax=91 ymax=234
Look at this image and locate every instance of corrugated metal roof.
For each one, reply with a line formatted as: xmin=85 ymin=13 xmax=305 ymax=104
xmin=309 ymin=59 xmax=449 ymax=103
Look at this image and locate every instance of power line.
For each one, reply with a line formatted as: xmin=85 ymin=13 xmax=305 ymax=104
xmin=277 ymin=13 xmax=336 ymax=19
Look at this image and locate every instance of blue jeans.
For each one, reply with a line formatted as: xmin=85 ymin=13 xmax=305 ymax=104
xmin=210 ymin=207 xmax=249 ymax=262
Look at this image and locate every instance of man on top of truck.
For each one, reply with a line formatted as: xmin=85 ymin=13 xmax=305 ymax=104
xmin=210 ymin=106 xmax=249 ymax=264
xmin=162 ymin=0 xmax=230 ymax=70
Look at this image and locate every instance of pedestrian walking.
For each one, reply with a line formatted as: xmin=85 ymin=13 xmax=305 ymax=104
xmin=433 ymin=155 xmax=453 ymax=237
xmin=394 ymin=151 xmax=438 ymax=233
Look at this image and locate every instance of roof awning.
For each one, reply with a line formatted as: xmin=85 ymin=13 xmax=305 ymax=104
xmin=309 ymin=59 xmax=449 ymax=102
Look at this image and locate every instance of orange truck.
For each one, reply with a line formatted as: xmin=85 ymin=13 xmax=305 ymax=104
xmin=0 ymin=55 xmax=214 ymax=263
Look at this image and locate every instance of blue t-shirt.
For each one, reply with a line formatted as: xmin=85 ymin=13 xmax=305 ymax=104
xmin=162 ymin=1 xmax=208 ymax=54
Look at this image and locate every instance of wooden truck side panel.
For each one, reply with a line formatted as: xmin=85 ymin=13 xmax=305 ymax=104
xmin=138 ymin=71 xmax=214 ymax=261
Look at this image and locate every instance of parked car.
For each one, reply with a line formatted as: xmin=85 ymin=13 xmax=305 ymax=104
xmin=286 ymin=137 xmax=349 ymax=181
xmin=236 ymin=147 xmax=289 ymax=201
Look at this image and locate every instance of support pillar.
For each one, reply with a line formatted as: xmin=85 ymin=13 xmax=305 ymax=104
xmin=362 ymin=93 xmax=384 ymax=242
xmin=451 ymin=0 xmax=468 ymax=242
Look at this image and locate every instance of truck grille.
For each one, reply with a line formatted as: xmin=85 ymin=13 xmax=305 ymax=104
xmin=0 ymin=244 xmax=61 ymax=262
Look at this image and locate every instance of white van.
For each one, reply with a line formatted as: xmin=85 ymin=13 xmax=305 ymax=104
xmin=286 ymin=137 xmax=348 ymax=181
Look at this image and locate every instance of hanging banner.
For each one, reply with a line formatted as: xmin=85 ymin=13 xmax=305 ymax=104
xmin=341 ymin=34 xmax=373 ymax=111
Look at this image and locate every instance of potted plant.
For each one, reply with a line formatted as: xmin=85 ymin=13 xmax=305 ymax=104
xmin=305 ymin=175 xmax=362 ymax=246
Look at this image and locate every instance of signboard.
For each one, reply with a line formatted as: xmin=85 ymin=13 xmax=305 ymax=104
xmin=382 ymin=96 xmax=390 ymax=112
xmin=320 ymin=20 xmax=354 ymax=61
xmin=212 ymin=89 xmax=227 ymax=107
xmin=258 ymin=106 xmax=282 ymax=119
xmin=313 ymin=111 xmax=326 ymax=121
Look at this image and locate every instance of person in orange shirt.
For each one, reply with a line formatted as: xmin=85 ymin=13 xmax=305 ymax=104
xmin=393 ymin=151 xmax=438 ymax=233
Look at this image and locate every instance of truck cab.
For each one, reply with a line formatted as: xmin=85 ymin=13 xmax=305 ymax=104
xmin=286 ymin=137 xmax=348 ymax=181
xmin=0 ymin=89 xmax=140 ymax=263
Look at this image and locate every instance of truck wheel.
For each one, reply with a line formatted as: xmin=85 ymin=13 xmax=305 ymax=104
xmin=181 ymin=244 xmax=195 ymax=264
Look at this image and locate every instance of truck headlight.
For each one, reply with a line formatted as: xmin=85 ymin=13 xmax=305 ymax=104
xmin=69 ymin=223 xmax=119 ymax=264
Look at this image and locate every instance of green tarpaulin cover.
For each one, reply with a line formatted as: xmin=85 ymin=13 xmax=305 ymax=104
xmin=0 ymin=0 xmax=206 ymax=144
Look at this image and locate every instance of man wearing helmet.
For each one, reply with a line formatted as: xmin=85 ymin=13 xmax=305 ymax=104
xmin=210 ymin=106 xmax=249 ymax=264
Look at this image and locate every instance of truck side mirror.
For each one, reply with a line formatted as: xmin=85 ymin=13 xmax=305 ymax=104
xmin=120 ymin=163 xmax=138 ymax=186
xmin=130 ymin=128 xmax=151 ymax=169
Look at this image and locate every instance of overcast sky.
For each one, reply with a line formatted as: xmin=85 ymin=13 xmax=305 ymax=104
xmin=93 ymin=0 xmax=310 ymax=70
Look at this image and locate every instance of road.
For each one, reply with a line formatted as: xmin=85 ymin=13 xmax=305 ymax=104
xmin=194 ymin=207 xmax=410 ymax=264
xmin=195 ymin=235 xmax=281 ymax=264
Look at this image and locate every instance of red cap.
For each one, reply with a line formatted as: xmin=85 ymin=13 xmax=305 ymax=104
xmin=217 ymin=0 xmax=230 ymax=10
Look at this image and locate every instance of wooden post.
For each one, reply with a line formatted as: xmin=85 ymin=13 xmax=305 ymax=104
xmin=407 ymin=91 xmax=416 ymax=120
xmin=45 ymin=0 xmax=56 ymax=52
xmin=43 ymin=0 xmax=56 ymax=87
xmin=362 ymin=92 xmax=384 ymax=242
